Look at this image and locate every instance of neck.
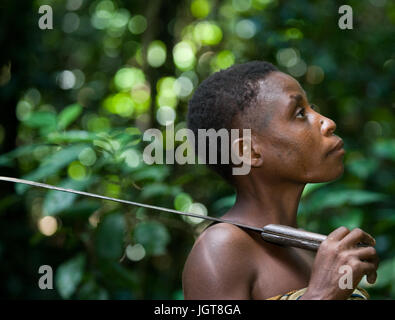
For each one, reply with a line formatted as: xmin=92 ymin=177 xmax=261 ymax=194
xmin=223 ymin=174 xmax=306 ymax=229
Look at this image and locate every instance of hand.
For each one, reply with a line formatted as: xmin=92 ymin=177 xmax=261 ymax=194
xmin=301 ymin=226 xmax=379 ymax=300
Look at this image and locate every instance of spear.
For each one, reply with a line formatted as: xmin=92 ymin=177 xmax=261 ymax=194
xmin=0 ymin=176 xmax=332 ymax=251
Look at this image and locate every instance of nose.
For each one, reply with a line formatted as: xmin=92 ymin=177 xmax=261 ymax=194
xmin=319 ymin=116 xmax=336 ymax=136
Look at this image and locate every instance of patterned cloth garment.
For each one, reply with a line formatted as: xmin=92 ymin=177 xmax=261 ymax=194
xmin=266 ymin=287 xmax=369 ymax=300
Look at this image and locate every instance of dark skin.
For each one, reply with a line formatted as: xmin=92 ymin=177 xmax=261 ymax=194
xmin=182 ymin=71 xmax=379 ymax=300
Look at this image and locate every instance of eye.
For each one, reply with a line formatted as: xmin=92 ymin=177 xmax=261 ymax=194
xmin=296 ymin=107 xmax=306 ymax=118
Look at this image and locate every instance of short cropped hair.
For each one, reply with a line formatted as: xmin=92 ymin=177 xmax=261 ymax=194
xmin=187 ymin=60 xmax=278 ymax=181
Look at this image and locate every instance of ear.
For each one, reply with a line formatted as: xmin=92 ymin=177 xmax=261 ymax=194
xmin=231 ymin=135 xmax=264 ymax=168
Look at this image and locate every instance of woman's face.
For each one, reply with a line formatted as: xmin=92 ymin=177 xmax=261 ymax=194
xmin=253 ymin=71 xmax=345 ymax=183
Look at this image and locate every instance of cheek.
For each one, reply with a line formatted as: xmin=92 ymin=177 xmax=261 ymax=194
xmin=264 ymin=134 xmax=301 ymax=166
xmin=268 ymin=132 xmax=318 ymax=178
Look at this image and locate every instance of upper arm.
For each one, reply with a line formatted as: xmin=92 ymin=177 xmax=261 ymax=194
xmin=182 ymin=224 xmax=255 ymax=299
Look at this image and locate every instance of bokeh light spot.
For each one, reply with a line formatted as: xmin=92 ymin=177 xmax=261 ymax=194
xmin=235 ymin=19 xmax=256 ymax=39
xmin=38 ymin=216 xmax=58 ymax=236
xmin=121 ymin=149 xmax=140 ymax=168
xmin=285 ymin=28 xmax=303 ymax=40
xmin=232 ymin=0 xmax=252 ymax=12
xmin=114 ymin=67 xmax=145 ymax=92
xmin=126 ymin=243 xmax=146 ymax=261
xmin=276 ymin=48 xmax=299 ymax=68
xmin=79 ymin=147 xmax=97 ymax=166
xmin=156 ymin=106 xmax=176 ymax=125
xmin=66 ymin=0 xmax=83 ymax=11
xmin=147 ymin=40 xmax=167 ymax=68
xmin=213 ymin=50 xmax=235 ymax=70
xmin=287 ymin=59 xmax=307 ymax=77
xmin=183 ymin=203 xmax=208 ymax=224
xmin=173 ymin=41 xmax=196 ymax=70
xmin=16 ymin=100 xmax=33 ymax=121
xmin=68 ymin=161 xmax=87 ymax=180
xmin=128 ymin=15 xmax=147 ymax=34
xmin=173 ymin=76 xmax=194 ymax=98
xmin=306 ymin=65 xmax=325 ymax=84
xmin=57 ymin=70 xmax=76 ymax=90
xmin=62 ymin=12 xmax=80 ymax=33
xmin=193 ymin=22 xmax=223 ymax=45
xmin=190 ymin=0 xmax=211 ymax=18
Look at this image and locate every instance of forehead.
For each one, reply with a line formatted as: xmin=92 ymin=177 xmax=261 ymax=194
xmin=257 ymin=71 xmax=306 ymax=102
xmin=234 ymin=71 xmax=306 ymax=130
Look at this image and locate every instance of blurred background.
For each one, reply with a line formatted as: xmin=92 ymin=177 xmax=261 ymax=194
xmin=0 ymin=0 xmax=394 ymax=299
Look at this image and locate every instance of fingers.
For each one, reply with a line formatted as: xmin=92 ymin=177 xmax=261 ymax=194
xmin=340 ymin=228 xmax=376 ymax=248
xmin=327 ymin=226 xmax=350 ymax=241
xmin=353 ymin=246 xmax=379 ymax=284
xmin=367 ymin=271 xmax=377 ymax=284
xmin=358 ymin=261 xmax=378 ymax=284
xmin=353 ymin=246 xmax=379 ymax=262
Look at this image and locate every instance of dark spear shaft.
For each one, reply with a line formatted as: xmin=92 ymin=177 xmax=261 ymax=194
xmin=0 ymin=176 xmax=327 ymax=251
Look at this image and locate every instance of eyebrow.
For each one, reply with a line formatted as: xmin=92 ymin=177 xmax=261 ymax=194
xmin=290 ymin=94 xmax=304 ymax=102
xmin=288 ymin=94 xmax=304 ymax=114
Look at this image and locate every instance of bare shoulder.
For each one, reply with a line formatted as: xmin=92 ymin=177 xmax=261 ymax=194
xmin=182 ymin=223 xmax=256 ymax=299
xmin=187 ymin=222 xmax=256 ymax=261
xmin=199 ymin=222 xmax=255 ymax=248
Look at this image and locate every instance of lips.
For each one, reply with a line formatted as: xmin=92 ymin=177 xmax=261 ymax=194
xmin=327 ymin=139 xmax=345 ymax=156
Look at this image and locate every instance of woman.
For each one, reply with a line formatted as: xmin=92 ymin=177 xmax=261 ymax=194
xmin=183 ymin=61 xmax=379 ymax=300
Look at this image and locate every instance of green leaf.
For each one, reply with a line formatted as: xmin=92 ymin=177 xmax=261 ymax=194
xmin=347 ymin=158 xmax=379 ymax=179
xmin=373 ymin=257 xmax=395 ymax=289
xmin=330 ymin=208 xmax=364 ymax=230
xmin=99 ymin=260 xmax=138 ymax=289
xmin=134 ymin=221 xmax=170 ymax=256
xmin=42 ymin=177 xmax=96 ymax=216
xmin=112 ymin=129 xmax=140 ymax=148
xmin=132 ymin=165 xmax=170 ymax=182
xmin=55 ymin=254 xmax=86 ymax=299
xmin=47 ymin=130 xmax=97 ymax=144
xmin=93 ymin=139 xmax=113 ymax=154
xmin=58 ymin=200 xmax=101 ymax=219
xmin=16 ymin=144 xmax=89 ymax=194
xmin=57 ymin=104 xmax=83 ymax=131
xmin=77 ymin=277 xmax=109 ymax=300
xmin=96 ymin=213 xmax=126 ymax=260
xmin=140 ymin=183 xmax=181 ymax=199
xmin=211 ymin=195 xmax=236 ymax=215
xmin=301 ymin=182 xmax=330 ymax=198
xmin=373 ymin=139 xmax=395 ymax=161
xmin=174 ymin=192 xmax=193 ymax=211
xmin=23 ymin=111 xmax=57 ymax=135
xmin=304 ymin=189 xmax=388 ymax=214
xmin=23 ymin=111 xmax=57 ymax=128
xmin=0 ymin=144 xmax=41 ymax=167
xmin=125 ymin=127 xmax=142 ymax=146
xmin=172 ymin=289 xmax=184 ymax=300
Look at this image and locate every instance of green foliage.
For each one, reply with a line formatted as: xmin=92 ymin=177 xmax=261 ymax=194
xmin=57 ymin=104 xmax=83 ymax=131
xmin=0 ymin=0 xmax=393 ymax=300
xmin=96 ymin=213 xmax=126 ymax=260
xmin=55 ymin=254 xmax=86 ymax=299
xmin=16 ymin=144 xmax=89 ymax=194
xmin=43 ymin=177 xmax=96 ymax=216
xmin=134 ymin=221 xmax=170 ymax=256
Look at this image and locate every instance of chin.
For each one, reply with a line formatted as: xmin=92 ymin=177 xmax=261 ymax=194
xmin=308 ymin=164 xmax=345 ymax=183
